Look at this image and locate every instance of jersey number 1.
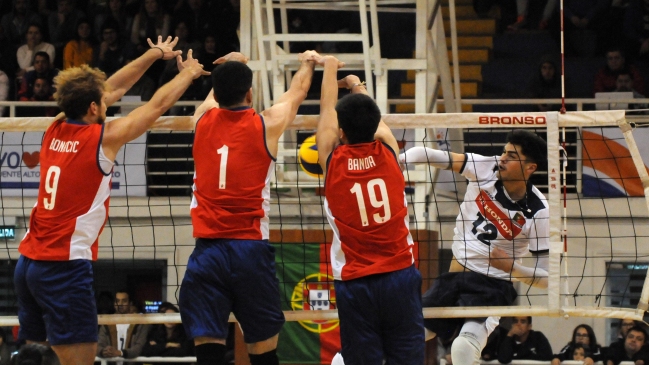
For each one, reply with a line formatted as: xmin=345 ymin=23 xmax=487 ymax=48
xmin=217 ymin=145 xmax=228 ymax=189
xmin=43 ymin=165 xmax=61 ymax=210
xmin=350 ymin=178 xmax=391 ymax=226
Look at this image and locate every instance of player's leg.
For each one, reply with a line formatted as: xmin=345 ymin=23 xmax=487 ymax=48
xmin=21 ymin=258 xmax=99 ymax=365
xmin=450 ymin=317 xmax=500 ymax=365
xmin=333 ymin=277 xmax=384 ymax=365
xmin=230 ymin=240 xmax=285 ymax=365
xmin=51 ymin=343 xmax=97 ymax=365
xmin=14 ymin=257 xmax=49 ymax=345
xmin=421 ymin=272 xmax=464 ymax=343
xmin=381 ymin=266 xmax=425 ymax=365
xmin=179 ymin=239 xmax=233 ymax=365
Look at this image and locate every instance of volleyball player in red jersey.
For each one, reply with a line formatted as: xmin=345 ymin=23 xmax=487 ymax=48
xmin=15 ymin=36 xmax=209 ymax=365
xmin=314 ymin=54 xmax=424 ymax=365
xmin=179 ymin=50 xmax=323 ymax=365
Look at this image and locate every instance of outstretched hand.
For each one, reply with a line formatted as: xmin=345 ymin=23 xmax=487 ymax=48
xmin=176 ymin=49 xmax=211 ymax=79
xmin=337 ymin=74 xmax=362 ymax=89
xmin=305 ymin=52 xmax=345 ymax=69
xmin=489 ymin=247 xmax=515 ymax=273
xmin=214 ymin=52 xmax=249 ymax=65
xmin=147 ymin=36 xmax=182 ymax=60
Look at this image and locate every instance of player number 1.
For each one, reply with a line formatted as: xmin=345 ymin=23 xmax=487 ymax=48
xmin=43 ymin=165 xmax=61 ymax=210
xmin=350 ymin=178 xmax=392 ymax=226
xmin=217 ymin=145 xmax=229 ymax=189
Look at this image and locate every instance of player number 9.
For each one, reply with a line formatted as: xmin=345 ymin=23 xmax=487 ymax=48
xmin=44 ymin=165 xmax=61 ymax=210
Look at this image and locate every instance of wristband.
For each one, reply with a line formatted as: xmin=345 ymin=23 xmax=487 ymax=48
xmin=152 ymin=47 xmax=164 ymax=59
xmin=350 ymin=81 xmax=366 ymax=91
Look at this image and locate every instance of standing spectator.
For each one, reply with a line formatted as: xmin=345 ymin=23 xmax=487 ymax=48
xmin=552 ymin=324 xmax=603 ymax=365
xmin=17 ymin=51 xmax=58 ymax=100
xmin=507 ymin=0 xmax=557 ymax=31
xmin=16 ymin=23 xmax=55 ymax=78
xmin=63 ymin=18 xmax=95 ymax=69
xmin=623 ymin=0 xmax=649 ymax=60
xmin=526 ymin=54 xmax=562 ymax=111
xmin=0 ymin=70 xmax=8 ymax=117
xmin=141 ymin=302 xmax=194 ymax=364
xmin=0 ymin=24 xmax=19 ymax=80
xmin=97 ymin=291 xmax=151 ymax=360
xmin=498 ymin=316 xmax=553 ymax=363
xmin=606 ymin=326 xmax=649 ymax=365
xmin=562 ymin=0 xmax=610 ymax=57
xmin=48 ymin=0 xmax=85 ymax=69
xmin=175 ymin=0 xmax=216 ymax=43
xmin=0 ymin=327 xmax=12 ymax=365
xmin=93 ymin=0 xmax=134 ymax=43
xmin=0 ymin=0 xmax=41 ymax=46
xmin=196 ymin=34 xmax=218 ymax=97
xmin=95 ymin=19 xmax=135 ymax=77
xmin=594 ymin=48 xmax=645 ymax=95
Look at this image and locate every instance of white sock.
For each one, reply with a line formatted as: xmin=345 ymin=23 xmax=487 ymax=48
xmin=331 ymin=352 xmax=345 ymax=365
xmin=450 ymin=320 xmax=490 ymax=365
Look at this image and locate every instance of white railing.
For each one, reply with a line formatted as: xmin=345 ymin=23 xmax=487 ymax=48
xmin=440 ymin=361 xmax=633 ymax=365
xmin=95 ymin=357 xmax=196 ymax=364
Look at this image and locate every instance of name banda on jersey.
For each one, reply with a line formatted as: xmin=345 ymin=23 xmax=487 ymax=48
xmin=348 ymin=156 xmax=376 ymax=171
xmin=49 ymin=138 xmax=79 ymax=153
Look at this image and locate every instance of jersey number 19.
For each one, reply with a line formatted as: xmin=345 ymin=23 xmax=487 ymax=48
xmin=350 ymin=178 xmax=391 ymax=226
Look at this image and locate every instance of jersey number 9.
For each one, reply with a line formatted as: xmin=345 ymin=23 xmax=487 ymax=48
xmin=44 ymin=165 xmax=61 ymax=210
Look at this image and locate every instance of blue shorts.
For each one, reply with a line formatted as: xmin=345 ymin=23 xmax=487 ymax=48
xmin=14 ymin=256 xmax=98 ymax=345
xmin=421 ymin=271 xmax=517 ymax=341
xmin=334 ymin=265 xmax=424 ymax=365
xmin=179 ymin=239 xmax=285 ymax=343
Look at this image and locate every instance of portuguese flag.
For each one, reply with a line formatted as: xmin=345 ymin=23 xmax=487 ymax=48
xmin=273 ymin=241 xmax=341 ymax=364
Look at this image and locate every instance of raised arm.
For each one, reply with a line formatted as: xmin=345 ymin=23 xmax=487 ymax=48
xmin=102 ymin=50 xmax=209 ymax=160
xmin=262 ymin=51 xmax=320 ymax=144
xmin=104 ymin=36 xmax=182 ymax=106
xmin=316 ymin=56 xmax=343 ymax=175
xmin=399 ymin=146 xmax=466 ymax=173
xmin=489 ymin=247 xmax=549 ymax=289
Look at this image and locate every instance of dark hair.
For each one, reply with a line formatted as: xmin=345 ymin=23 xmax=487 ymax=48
xmin=34 ymin=51 xmax=50 ymax=63
xmin=572 ymin=343 xmax=592 ymax=358
xmin=606 ymin=46 xmax=625 ymax=58
xmin=335 ymin=93 xmax=382 ymax=144
xmin=12 ymin=343 xmax=58 ymax=365
xmin=158 ymin=302 xmax=179 ymax=313
xmin=101 ymin=17 xmax=119 ymax=33
xmin=211 ymin=62 xmax=253 ymax=107
xmin=571 ymin=324 xmax=598 ymax=348
xmin=74 ymin=18 xmax=93 ymax=42
xmin=506 ymin=129 xmax=547 ymax=169
xmin=627 ymin=326 xmax=647 ymax=341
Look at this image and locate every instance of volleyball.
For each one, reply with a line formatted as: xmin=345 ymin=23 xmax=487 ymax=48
xmin=298 ymin=135 xmax=323 ymax=178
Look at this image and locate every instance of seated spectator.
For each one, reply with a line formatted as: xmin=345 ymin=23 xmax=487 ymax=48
xmin=10 ymin=343 xmax=59 ymax=365
xmin=0 ymin=70 xmax=8 ymax=117
xmin=0 ymin=24 xmax=19 ymax=81
xmin=623 ymin=0 xmax=649 ymax=61
xmin=18 ymin=76 xmax=58 ymax=117
xmin=141 ymin=302 xmax=194 ymax=364
xmin=498 ymin=316 xmax=553 ymax=363
xmin=0 ymin=327 xmax=12 ymax=365
xmin=17 ymin=51 xmax=58 ymax=101
xmin=594 ymin=48 xmax=645 ymax=95
xmin=0 ymin=0 xmax=41 ymax=46
xmin=526 ymin=54 xmax=562 ymax=111
xmin=563 ymin=0 xmax=610 ymax=57
xmin=97 ymin=290 xmax=150 ymax=360
xmin=16 ymin=23 xmax=55 ymax=78
xmin=606 ymin=326 xmax=649 ymax=365
xmin=614 ymin=319 xmax=638 ymax=343
xmin=95 ymin=19 xmax=136 ymax=77
xmin=482 ymin=323 xmax=508 ymax=362
xmin=572 ymin=344 xmax=592 ymax=361
xmin=93 ymin=0 xmax=134 ymax=43
xmin=131 ymin=0 xmax=171 ymax=56
xmin=552 ymin=324 xmax=603 ymax=365
xmin=62 ymin=18 xmax=95 ymax=69
xmin=614 ymin=70 xmax=649 ymax=111
xmin=97 ymin=290 xmax=116 ymax=315
xmin=48 ymin=0 xmax=85 ymax=69
xmin=196 ymin=34 xmax=218 ymax=98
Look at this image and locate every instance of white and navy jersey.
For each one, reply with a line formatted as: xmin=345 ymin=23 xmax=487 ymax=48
xmin=453 ymin=153 xmax=549 ymax=280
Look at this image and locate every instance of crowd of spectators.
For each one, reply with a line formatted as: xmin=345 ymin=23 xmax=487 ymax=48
xmin=439 ymin=317 xmax=649 ymax=365
xmin=0 ymin=0 xmax=240 ymax=117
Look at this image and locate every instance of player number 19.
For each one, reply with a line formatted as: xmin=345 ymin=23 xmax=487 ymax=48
xmin=43 ymin=165 xmax=61 ymax=210
xmin=350 ymin=178 xmax=391 ymax=226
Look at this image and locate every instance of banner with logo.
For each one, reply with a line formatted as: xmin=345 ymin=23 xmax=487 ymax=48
xmin=582 ymin=128 xmax=649 ymax=197
xmin=0 ymin=132 xmax=146 ymax=197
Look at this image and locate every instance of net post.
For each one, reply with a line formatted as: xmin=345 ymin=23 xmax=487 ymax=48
xmin=546 ymin=112 xmax=563 ymax=314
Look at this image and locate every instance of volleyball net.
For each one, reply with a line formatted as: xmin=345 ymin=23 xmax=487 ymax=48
xmin=1 ymin=109 xmax=648 ymax=330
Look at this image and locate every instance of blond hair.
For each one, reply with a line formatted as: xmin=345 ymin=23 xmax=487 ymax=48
xmin=54 ymin=65 xmax=107 ymax=120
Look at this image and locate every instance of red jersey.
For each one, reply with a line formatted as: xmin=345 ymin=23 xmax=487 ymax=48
xmin=19 ymin=119 xmax=113 ymax=261
xmin=191 ymin=107 xmax=274 ymax=240
xmin=324 ymin=140 xmax=414 ymax=281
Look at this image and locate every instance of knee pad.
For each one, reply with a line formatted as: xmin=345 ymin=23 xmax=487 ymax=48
xmin=451 ymin=333 xmax=482 ymax=365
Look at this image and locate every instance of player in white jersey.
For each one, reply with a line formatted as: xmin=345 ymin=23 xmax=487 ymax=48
xmin=399 ymin=129 xmax=549 ymax=365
